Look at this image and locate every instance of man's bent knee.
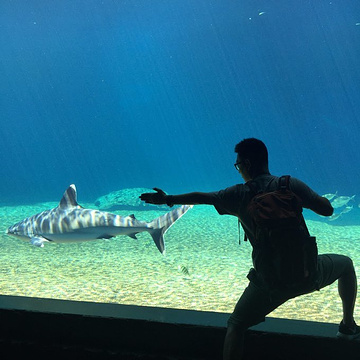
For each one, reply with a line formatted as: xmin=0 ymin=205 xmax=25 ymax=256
xmin=342 ymin=256 xmax=356 ymax=276
xmin=223 ymin=324 xmax=246 ymax=360
xmin=227 ymin=323 xmax=246 ymax=336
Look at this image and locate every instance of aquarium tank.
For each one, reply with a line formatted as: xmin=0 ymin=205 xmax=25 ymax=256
xmin=0 ymin=0 xmax=359 ymax=325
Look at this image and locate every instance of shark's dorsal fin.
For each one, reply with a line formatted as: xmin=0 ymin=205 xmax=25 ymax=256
xmin=59 ymin=184 xmax=79 ymax=208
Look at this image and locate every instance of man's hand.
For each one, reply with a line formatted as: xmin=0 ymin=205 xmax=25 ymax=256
xmin=139 ymin=188 xmax=168 ymax=205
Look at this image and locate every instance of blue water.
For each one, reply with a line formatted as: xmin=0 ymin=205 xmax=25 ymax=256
xmin=1 ymin=1 xmax=360 ymax=224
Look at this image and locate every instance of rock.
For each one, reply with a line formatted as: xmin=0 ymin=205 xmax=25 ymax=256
xmin=94 ymin=188 xmax=168 ymax=211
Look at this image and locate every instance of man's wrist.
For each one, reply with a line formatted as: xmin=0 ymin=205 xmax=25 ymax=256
xmin=165 ymin=195 xmax=174 ymax=207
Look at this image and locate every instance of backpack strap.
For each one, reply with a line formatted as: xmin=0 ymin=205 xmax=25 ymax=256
xmin=241 ymin=180 xmax=260 ymax=244
xmin=238 ymin=218 xmax=243 ymax=245
xmin=278 ymin=175 xmax=290 ymax=192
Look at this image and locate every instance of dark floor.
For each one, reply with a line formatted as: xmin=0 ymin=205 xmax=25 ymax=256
xmin=0 ymin=296 xmax=359 ymax=360
xmin=1 ymin=311 xmax=359 ymax=360
xmin=1 ymin=332 xmax=359 ymax=360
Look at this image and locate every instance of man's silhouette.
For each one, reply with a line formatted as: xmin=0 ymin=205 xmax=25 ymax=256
xmin=140 ymin=138 xmax=359 ymax=359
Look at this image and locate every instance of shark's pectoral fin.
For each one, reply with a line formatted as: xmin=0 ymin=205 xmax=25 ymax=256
xmin=30 ymin=236 xmax=49 ymax=248
xmin=128 ymin=233 xmax=138 ymax=239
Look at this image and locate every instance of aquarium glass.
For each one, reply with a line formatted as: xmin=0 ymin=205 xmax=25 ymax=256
xmin=1 ymin=0 xmax=360 ymax=324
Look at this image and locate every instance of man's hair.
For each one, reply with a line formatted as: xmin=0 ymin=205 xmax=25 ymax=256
xmin=234 ymin=138 xmax=268 ymax=166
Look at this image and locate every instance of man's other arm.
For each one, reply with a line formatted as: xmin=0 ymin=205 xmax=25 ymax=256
xmin=309 ymin=195 xmax=334 ymax=216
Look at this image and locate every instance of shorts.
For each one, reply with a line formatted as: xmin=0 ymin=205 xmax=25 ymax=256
xmin=227 ymin=254 xmax=355 ymax=330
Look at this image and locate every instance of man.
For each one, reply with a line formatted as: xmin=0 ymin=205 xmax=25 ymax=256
xmin=140 ymin=138 xmax=359 ymax=359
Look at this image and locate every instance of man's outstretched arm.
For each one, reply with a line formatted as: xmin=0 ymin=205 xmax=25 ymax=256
xmin=139 ymin=188 xmax=216 ymax=207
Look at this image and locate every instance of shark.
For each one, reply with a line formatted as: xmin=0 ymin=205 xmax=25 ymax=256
xmin=6 ymin=184 xmax=192 ymax=254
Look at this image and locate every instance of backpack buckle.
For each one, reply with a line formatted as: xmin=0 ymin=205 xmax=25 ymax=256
xmin=279 ymin=175 xmax=290 ymax=192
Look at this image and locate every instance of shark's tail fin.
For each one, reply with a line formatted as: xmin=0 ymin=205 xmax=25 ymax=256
xmin=148 ymin=205 xmax=193 ymax=254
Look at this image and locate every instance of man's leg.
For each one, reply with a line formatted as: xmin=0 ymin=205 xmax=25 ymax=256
xmin=223 ymin=324 xmax=245 ymax=360
xmin=222 ymin=276 xmax=288 ymax=360
xmin=337 ymin=257 xmax=357 ymax=327
xmin=317 ymin=254 xmax=358 ymax=335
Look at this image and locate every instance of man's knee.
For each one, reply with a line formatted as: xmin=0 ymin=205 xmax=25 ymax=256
xmin=225 ymin=323 xmax=246 ymax=345
xmin=342 ymin=256 xmax=355 ymax=276
xmin=224 ymin=324 xmax=246 ymax=360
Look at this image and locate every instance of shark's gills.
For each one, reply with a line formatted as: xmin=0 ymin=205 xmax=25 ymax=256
xmin=148 ymin=205 xmax=193 ymax=254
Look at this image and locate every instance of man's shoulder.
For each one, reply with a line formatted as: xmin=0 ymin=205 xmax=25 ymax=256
xmin=263 ymin=174 xmax=309 ymax=187
xmin=218 ymin=183 xmax=246 ymax=195
xmin=213 ymin=183 xmax=249 ymax=203
xmin=287 ymin=176 xmax=320 ymax=204
xmin=288 ymin=176 xmax=311 ymax=189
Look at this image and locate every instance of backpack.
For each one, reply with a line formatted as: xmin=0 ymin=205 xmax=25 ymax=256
xmin=245 ymin=175 xmax=318 ymax=289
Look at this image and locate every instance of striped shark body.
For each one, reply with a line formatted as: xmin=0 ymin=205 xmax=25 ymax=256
xmin=6 ymin=184 xmax=192 ymax=254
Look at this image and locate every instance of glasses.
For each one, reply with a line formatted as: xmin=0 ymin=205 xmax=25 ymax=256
xmin=234 ymin=161 xmax=243 ymax=171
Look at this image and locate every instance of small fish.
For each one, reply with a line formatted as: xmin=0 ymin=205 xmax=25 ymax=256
xmin=179 ymin=265 xmax=190 ymax=276
xmin=341 ymin=205 xmax=353 ymax=214
xmin=356 ymin=23 xmax=360 ymax=26
xmin=328 ymin=213 xmax=342 ymax=221
xmin=322 ymin=191 xmax=338 ymax=201
xmin=331 ymin=195 xmax=356 ymax=209
xmin=258 ymin=11 xmax=266 ymax=16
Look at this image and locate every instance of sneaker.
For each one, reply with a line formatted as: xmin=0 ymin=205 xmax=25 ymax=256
xmin=336 ymin=320 xmax=360 ymax=340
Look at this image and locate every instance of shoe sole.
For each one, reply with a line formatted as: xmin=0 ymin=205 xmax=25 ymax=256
xmin=336 ymin=331 xmax=360 ymax=340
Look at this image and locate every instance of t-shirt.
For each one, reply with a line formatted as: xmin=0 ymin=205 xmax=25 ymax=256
xmin=208 ymin=174 xmax=319 ymax=255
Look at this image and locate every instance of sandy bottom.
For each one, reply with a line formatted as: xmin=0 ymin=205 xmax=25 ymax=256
xmin=1 ymin=203 xmax=359 ymax=324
